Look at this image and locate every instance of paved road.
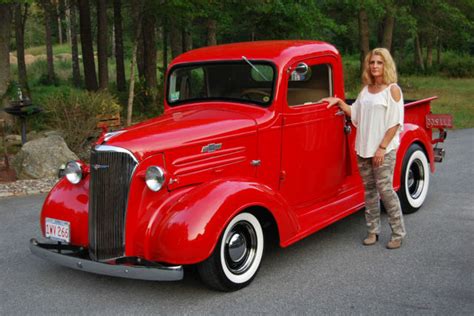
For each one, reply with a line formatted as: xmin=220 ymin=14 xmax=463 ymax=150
xmin=1 ymin=129 xmax=473 ymax=315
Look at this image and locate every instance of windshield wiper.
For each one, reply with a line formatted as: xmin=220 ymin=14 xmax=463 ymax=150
xmin=242 ymin=56 xmax=269 ymax=81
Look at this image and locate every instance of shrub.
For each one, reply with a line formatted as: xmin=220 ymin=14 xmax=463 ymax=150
xmin=439 ymin=52 xmax=474 ymax=78
xmin=41 ymin=88 xmax=121 ymax=157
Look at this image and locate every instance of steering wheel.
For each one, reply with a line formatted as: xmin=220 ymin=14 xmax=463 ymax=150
xmin=240 ymin=89 xmax=271 ymax=101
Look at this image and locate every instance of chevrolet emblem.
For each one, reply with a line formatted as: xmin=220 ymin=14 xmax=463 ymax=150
xmin=202 ymin=143 xmax=222 ymax=153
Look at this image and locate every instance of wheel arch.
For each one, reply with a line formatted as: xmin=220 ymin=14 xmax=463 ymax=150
xmin=143 ymin=179 xmax=298 ymax=265
xmin=395 ymin=124 xmax=434 ymax=190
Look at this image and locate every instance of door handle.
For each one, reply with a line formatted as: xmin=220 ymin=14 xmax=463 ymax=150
xmin=335 ymin=110 xmax=345 ymax=116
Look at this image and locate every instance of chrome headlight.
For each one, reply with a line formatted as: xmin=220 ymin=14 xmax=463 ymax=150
xmin=65 ymin=161 xmax=83 ymax=184
xmin=145 ymin=166 xmax=165 ymax=192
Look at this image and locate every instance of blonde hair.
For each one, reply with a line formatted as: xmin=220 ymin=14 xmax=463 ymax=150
xmin=362 ymin=48 xmax=398 ymax=86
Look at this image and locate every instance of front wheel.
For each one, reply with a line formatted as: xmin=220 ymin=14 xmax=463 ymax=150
xmin=197 ymin=212 xmax=264 ymax=291
xmin=398 ymin=144 xmax=430 ymax=214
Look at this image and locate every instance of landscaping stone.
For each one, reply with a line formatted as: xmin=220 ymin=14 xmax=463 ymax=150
xmin=5 ymin=134 xmax=21 ymax=146
xmin=12 ymin=135 xmax=78 ymax=180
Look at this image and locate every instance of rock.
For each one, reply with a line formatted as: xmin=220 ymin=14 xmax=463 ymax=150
xmin=26 ymin=130 xmax=63 ymax=142
xmin=5 ymin=135 xmax=21 ymax=145
xmin=55 ymin=53 xmax=72 ymax=62
xmin=24 ymin=54 xmax=37 ymax=65
xmin=9 ymin=53 xmax=17 ymax=64
xmin=12 ymin=135 xmax=78 ymax=180
xmin=26 ymin=131 xmax=41 ymax=141
xmin=43 ymin=130 xmax=63 ymax=138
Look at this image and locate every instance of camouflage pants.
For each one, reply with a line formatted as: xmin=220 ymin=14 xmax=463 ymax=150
xmin=357 ymin=151 xmax=406 ymax=241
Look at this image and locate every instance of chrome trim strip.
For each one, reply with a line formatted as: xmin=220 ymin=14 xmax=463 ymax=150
xmin=30 ymin=239 xmax=183 ymax=281
xmin=94 ymin=145 xmax=139 ymax=163
xmin=103 ymin=130 xmax=125 ymax=142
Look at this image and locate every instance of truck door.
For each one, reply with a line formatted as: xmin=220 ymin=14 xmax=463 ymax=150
xmin=279 ymin=56 xmax=350 ymax=210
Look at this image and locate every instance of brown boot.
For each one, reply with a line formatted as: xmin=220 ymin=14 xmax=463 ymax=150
xmin=386 ymin=239 xmax=402 ymax=249
xmin=363 ymin=233 xmax=378 ymax=246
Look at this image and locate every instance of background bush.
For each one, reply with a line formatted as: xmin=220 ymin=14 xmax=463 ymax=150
xmin=41 ymin=88 xmax=121 ymax=158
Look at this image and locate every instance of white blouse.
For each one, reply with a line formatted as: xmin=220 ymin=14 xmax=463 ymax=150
xmin=351 ymin=84 xmax=404 ymax=158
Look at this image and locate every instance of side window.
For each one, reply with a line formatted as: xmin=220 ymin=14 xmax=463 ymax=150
xmin=287 ymin=63 xmax=333 ymax=106
xmin=169 ymin=67 xmax=206 ymax=102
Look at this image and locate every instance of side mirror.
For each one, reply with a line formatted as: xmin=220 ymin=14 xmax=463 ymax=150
xmin=295 ymin=63 xmax=309 ymax=75
xmin=290 ymin=63 xmax=310 ymax=81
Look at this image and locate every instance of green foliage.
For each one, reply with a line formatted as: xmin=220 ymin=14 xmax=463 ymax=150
xmin=342 ymin=55 xmax=362 ymax=98
xmin=438 ymin=52 xmax=474 ymax=78
xmin=403 ymin=76 xmax=474 ymax=129
xmin=40 ymin=87 xmax=121 ymax=155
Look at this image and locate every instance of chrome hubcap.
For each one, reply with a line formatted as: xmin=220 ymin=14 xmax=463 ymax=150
xmin=408 ymin=159 xmax=425 ymax=199
xmin=224 ymin=222 xmax=257 ymax=275
xmin=228 ymin=232 xmax=247 ymax=263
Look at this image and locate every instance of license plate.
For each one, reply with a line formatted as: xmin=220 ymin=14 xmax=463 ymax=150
xmin=426 ymin=114 xmax=453 ymax=129
xmin=45 ymin=218 xmax=70 ymax=243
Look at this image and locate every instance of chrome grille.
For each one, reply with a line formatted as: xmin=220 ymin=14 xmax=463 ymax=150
xmin=88 ymin=147 xmax=137 ymax=261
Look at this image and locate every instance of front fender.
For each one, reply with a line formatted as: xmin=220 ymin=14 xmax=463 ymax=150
xmin=143 ymin=179 xmax=298 ymax=265
xmin=40 ymin=177 xmax=90 ymax=247
xmin=395 ymin=123 xmax=434 ymax=189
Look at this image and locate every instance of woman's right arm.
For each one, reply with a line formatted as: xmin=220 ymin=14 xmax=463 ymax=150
xmin=320 ymin=97 xmax=351 ymax=117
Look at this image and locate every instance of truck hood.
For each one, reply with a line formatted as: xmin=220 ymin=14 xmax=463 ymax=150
xmin=103 ymin=107 xmax=257 ymax=161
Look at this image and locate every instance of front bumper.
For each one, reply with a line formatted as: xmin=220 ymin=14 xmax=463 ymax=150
xmin=29 ymin=239 xmax=183 ymax=281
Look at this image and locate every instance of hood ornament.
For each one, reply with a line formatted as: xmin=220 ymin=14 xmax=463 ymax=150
xmin=202 ymin=143 xmax=222 ymax=153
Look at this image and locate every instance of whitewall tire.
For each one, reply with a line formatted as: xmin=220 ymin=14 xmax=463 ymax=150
xmin=398 ymin=144 xmax=430 ymax=214
xmin=197 ymin=212 xmax=264 ymax=291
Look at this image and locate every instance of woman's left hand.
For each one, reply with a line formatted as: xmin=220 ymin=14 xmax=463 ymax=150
xmin=373 ymin=148 xmax=385 ymax=167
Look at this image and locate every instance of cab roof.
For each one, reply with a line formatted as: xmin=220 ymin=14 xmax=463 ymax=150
xmin=170 ymin=40 xmax=340 ymax=67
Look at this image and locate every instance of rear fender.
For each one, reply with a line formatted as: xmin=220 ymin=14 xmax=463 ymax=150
xmin=395 ymin=123 xmax=434 ymax=189
xmin=143 ymin=179 xmax=298 ymax=265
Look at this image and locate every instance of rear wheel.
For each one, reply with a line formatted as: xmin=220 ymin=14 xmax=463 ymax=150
xmin=197 ymin=212 xmax=264 ymax=291
xmin=398 ymin=144 xmax=430 ymax=214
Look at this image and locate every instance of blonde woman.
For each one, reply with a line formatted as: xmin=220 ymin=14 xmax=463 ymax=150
xmin=321 ymin=48 xmax=406 ymax=249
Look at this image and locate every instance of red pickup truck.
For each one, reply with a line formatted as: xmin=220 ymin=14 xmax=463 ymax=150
xmin=30 ymin=41 xmax=451 ymax=291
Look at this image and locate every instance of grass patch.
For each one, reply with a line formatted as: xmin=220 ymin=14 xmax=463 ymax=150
xmin=401 ymin=76 xmax=474 ymax=129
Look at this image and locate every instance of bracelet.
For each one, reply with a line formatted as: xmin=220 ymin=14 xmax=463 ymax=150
xmin=379 ymin=145 xmax=387 ymax=150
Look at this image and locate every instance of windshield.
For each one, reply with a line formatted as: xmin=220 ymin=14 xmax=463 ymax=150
xmin=167 ymin=61 xmax=275 ymax=106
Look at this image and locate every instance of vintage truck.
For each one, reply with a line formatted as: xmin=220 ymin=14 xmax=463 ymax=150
xmin=30 ymin=41 xmax=452 ymax=291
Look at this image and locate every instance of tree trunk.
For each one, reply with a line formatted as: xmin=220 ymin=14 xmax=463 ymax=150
xmin=206 ymin=18 xmax=217 ymax=46
xmin=70 ymin=1 xmax=81 ymax=87
xmin=113 ymin=0 xmax=125 ymax=91
xmin=182 ymin=27 xmax=192 ymax=52
xmin=97 ymin=0 xmax=108 ymax=90
xmin=43 ymin=1 xmax=56 ymax=84
xmin=162 ymin=23 xmax=168 ymax=73
xmin=57 ymin=2 xmax=63 ymax=45
xmin=415 ymin=34 xmax=425 ymax=71
xmin=358 ymin=7 xmax=370 ymax=71
xmin=381 ymin=15 xmax=394 ymax=52
xmin=78 ymin=0 xmax=98 ymax=91
xmin=15 ymin=3 xmax=29 ymax=96
xmin=0 ymin=4 xmax=13 ymax=101
xmin=169 ymin=19 xmax=182 ymax=59
xmin=65 ymin=0 xmax=71 ymax=45
xmin=137 ymin=33 xmax=145 ymax=78
xmin=426 ymin=38 xmax=433 ymax=69
xmin=127 ymin=1 xmax=144 ymax=126
xmin=142 ymin=13 xmax=157 ymax=98
xmin=436 ymin=36 xmax=441 ymax=65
